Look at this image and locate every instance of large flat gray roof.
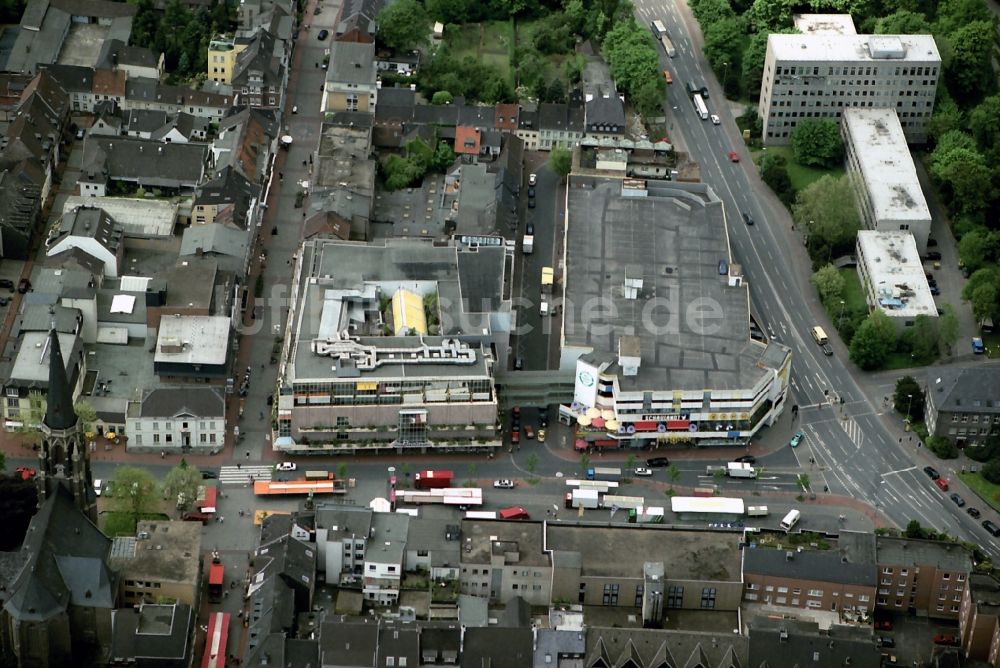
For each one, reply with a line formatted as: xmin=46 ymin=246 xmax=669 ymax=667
xmin=563 ymin=176 xmax=773 ymax=392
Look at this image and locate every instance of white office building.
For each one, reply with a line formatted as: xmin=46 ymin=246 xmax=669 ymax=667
xmin=758 ymin=28 xmax=940 ymax=145
xmin=856 ymin=230 xmax=937 ymax=329
xmin=842 ymin=108 xmax=932 ymax=254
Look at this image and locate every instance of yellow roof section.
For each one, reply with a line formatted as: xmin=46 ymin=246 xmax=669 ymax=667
xmin=391 ymin=288 xmax=427 ymax=336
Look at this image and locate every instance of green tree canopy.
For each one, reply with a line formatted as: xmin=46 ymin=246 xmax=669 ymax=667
xmin=874 ymin=9 xmax=931 ymax=33
xmin=929 ymin=145 xmax=993 ymax=217
xmin=969 ymin=94 xmax=1000 ymax=161
xmin=431 ymin=91 xmax=453 ymax=105
xmin=759 ymin=151 xmax=793 ymax=204
xmin=957 ymin=228 xmax=1000 ymax=272
xmin=902 ymin=314 xmax=940 ymax=364
xmin=550 ymin=147 xmax=572 ymax=179
xmin=109 ymin=467 xmax=160 ymax=534
xmin=811 ymin=264 xmax=846 ymax=307
xmin=162 ymin=461 xmax=202 ymax=512
xmin=893 ymin=376 xmax=925 ymax=422
xmin=926 ymin=93 xmax=964 ymax=145
xmin=703 ymin=17 xmax=745 ymax=95
xmin=849 ymin=311 xmax=896 ymax=370
xmin=690 ymin=0 xmax=735 ymax=25
xmin=938 ymin=303 xmax=959 ymax=354
xmin=791 ymin=119 xmax=844 ymax=168
xmin=746 ymin=0 xmax=793 ymax=32
xmin=962 ymin=268 xmax=1000 ymax=324
xmin=942 ymin=21 xmax=998 ymax=103
xmin=377 ymin=0 xmax=430 ymax=51
xmin=793 ymin=175 xmax=861 ymax=250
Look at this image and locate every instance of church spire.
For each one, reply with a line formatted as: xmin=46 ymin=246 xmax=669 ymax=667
xmin=44 ymin=329 xmax=77 ymax=430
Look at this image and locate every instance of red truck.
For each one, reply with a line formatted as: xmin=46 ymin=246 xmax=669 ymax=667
xmin=499 ymin=506 xmax=530 ymax=520
xmin=414 ymin=470 xmax=454 ymax=489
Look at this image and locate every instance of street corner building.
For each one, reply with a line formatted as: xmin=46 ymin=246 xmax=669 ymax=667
xmin=272 ymin=238 xmax=512 ymax=454
xmin=558 ymin=176 xmax=792 ymax=449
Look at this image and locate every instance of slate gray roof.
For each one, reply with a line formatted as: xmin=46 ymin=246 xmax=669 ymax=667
xmin=744 ymin=531 xmax=877 ymax=586
xmin=96 ymin=39 xmax=159 ymax=70
xmin=13 ymin=304 xmax=82 ymax=335
xmin=927 ymin=367 xmax=1000 ymax=414
xmin=585 ymin=92 xmax=625 ymax=131
xmin=246 ymin=576 xmax=296 ymax=656
xmin=419 ymin=623 xmax=461 ymax=664
xmin=3 ymin=485 xmax=116 ymax=622
xmin=378 ymin=622 xmax=419 ymax=667
xmin=123 ymin=109 xmax=168 ymax=134
xmin=110 ymin=603 xmax=193 ymax=663
xmin=876 ymin=536 xmax=973 ymax=572
xmin=334 ymin=0 xmax=383 ymax=39
xmin=134 ymin=387 xmax=225 ymax=419
xmin=44 ymin=328 xmax=77 ymax=430
xmin=180 ymin=223 xmax=249 ymax=260
xmin=328 ymin=41 xmax=376 ymax=86
xmin=80 ymin=137 xmax=207 ymax=189
xmin=748 ymin=617 xmax=881 ymax=668
xmin=51 ymin=205 xmax=123 ymax=254
xmin=534 ymin=629 xmax=586 ymax=668
xmin=320 ymin=618 xmax=379 ymax=667
xmin=232 ymin=29 xmax=284 ymax=89
xmin=461 ymin=628 xmax=533 ymax=668
xmin=586 ymin=626 xmax=748 ymax=668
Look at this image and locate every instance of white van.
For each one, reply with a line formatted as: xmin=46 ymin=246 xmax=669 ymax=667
xmin=810 ymin=326 xmax=828 ymax=345
xmin=780 ymin=509 xmax=801 ymax=531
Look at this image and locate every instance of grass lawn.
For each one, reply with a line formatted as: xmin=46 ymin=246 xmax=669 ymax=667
xmin=763 ymin=146 xmax=844 ymax=193
xmin=838 ymin=269 xmax=866 ymax=315
xmin=444 ymin=21 xmax=513 ymax=82
xmin=959 ymin=471 xmax=1000 ymax=513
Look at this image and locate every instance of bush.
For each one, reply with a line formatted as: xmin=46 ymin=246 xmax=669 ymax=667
xmin=967 ymin=437 xmax=1000 ymax=463
xmin=983 ymin=458 xmax=1000 ymax=485
xmin=927 ymin=436 xmax=959 ymax=460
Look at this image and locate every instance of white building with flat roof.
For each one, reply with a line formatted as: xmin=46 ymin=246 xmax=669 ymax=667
xmin=153 ymin=315 xmax=232 ymax=381
xmin=842 ymin=108 xmax=932 ymax=254
xmin=793 ymin=14 xmax=857 ymax=35
xmin=856 ymin=231 xmax=937 ymax=328
xmin=758 ymin=28 xmax=940 ymax=145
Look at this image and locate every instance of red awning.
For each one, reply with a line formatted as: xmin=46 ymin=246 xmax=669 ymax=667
xmin=209 ymin=562 xmax=224 ymax=586
xmin=593 ymin=439 xmax=618 ymax=448
xmin=667 ymin=420 xmax=690 ymax=430
xmin=574 ymin=439 xmax=588 ymax=451
xmin=591 ymin=417 xmax=606 ymax=429
xmin=200 ymin=486 xmax=218 ymax=512
xmin=634 ymin=421 xmax=658 ymax=431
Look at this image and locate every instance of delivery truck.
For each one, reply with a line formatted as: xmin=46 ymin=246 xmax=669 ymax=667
xmin=499 ymin=506 xmax=530 ymax=520
xmin=629 ymin=506 xmax=665 ymax=523
xmin=414 ymin=470 xmax=454 ymax=489
xmin=564 ymin=488 xmax=600 ymax=509
xmin=586 ymin=467 xmax=622 ymax=482
xmin=726 ymin=462 xmax=757 ymax=478
xmin=522 ymin=233 xmax=534 ymax=254
xmin=746 ymin=505 xmax=769 ymax=517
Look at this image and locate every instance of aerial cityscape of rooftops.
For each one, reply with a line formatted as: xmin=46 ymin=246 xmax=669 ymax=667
xmin=0 ymin=0 xmax=998 ymax=665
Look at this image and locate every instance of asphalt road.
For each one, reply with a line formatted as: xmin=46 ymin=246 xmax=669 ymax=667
xmin=631 ymin=0 xmax=1000 ymax=556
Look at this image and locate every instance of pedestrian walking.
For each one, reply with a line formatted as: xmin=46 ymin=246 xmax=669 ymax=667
xmin=237 ymin=462 xmax=241 ymax=470
xmin=160 ymin=450 xmax=165 ymax=459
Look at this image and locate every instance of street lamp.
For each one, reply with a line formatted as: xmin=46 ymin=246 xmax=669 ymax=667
xmin=905 ymin=394 xmax=914 ymax=428
xmin=722 ymin=62 xmax=729 ymax=92
xmin=837 ymin=300 xmax=846 ymax=331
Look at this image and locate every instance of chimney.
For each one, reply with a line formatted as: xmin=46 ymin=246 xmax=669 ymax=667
xmin=618 ymin=336 xmax=641 ymax=377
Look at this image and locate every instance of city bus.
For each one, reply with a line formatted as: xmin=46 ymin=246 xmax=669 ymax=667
xmin=207 ymin=557 xmax=224 ymax=603
xmin=201 ymin=612 xmax=230 ymax=668
xmin=651 ymin=19 xmax=666 ymax=36
xmin=692 ymin=93 xmax=709 ymax=120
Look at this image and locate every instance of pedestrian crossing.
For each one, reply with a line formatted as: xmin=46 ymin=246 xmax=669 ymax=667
xmin=839 ymin=416 xmax=865 ymax=450
xmin=219 ymin=465 xmax=273 ymax=485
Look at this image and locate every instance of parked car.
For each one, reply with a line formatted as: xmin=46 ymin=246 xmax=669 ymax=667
xmin=528 ymin=173 xmax=537 ymax=186
xmin=874 ymin=619 xmax=893 ymax=631
xmin=93 ymin=479 xmax=103 ymax=496
xmin=950 ymin=493 xmax=965 ymax=507
xmin=539 ymin=413 xmax=548 ymax=428
xmin=930 ymin=286 xmax=941 ymax=296
xmin=646 ymin=457 xmax=670 ymax=468
xmin=735 ymin=455 xmax=756 ymax=464
xmin=513 ymin=357 xmax=524 ymax=370
xmin=790 ymin=431 xmax=804 ymax=448
xmin=15 ymin=466 xmax=36 ymax=481
xmin=526 ymin=222 xmax=534 ymax=235
xmin=276 ymin=462 xmax=297 ymax=471
xmin=935 ymin=477 xmax=950 ymax=491
xmin=633 ymin=467 xmax=653 ymax=476
xmin=967 ymin=507 xmax=981 ymax=518
xmin=493 ymin=479 xmax=515 ymax=489
xmin=924 ymin=251 xmax=942 ymax=261
xmin=527 ymin=187 xmax=536 ymax=199
xmin=317 ymin=29 xmax=329 ymax=39
xmin=928 ymin=238 xmax=938 ymax=246
xmin=537 ymin=428 xmax=546 ymax=442
xmin=17 ymin=278 xmax=30 ymax=294
xmin=0 ymin=279 xmax=13 ymax=290
xmin=524 ymin=425 xmax=535 ymax=440
xmin=983 ymin=520 xmax=1000 ymax=537
xmin=923 ymin=466 xmax=940 ymax=480
xmin=528 ymin=198 xmax=536 ymax=209
xmin=0 ymin=296 xmax=9 ymax=307
xmin=877 ymin=636 xmax=895 ymax=648
xmin=933 ymin=634 xmax=959 ymax=646
xmin=200 ymin=469 xmax=218 ymax=479
xmin=511 ymin=430 xmax=520 ymax=445
xmin=182 ymin=511 xmax=211 ymax=524
xmin=512 ymin=406 xmax=521 ymax=418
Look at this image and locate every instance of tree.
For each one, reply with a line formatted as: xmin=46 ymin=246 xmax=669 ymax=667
xmin=109 ymin=467 xmax=159 ymax=535
xmin=377 ymin=0 xmax=430 ymax=51
xmin=550 ymin=147 xmax=572 ymax=179
xmin=926 ymin=93 xmax=964 ymax=145
xmin=874 ymin=9 xmax=931 ymax=34
xmin=905 ymin=519 xmax=927 ymax=539
xmin=759 ymin=151 xmax=794 ymax=204
xmin=162 ymin=461 xmax=201 ymax=511
xmin=958 ymin=228 xmax=1000 ymax=272
xmin=983 ymin=459 xmax=1000 ymax=485
xmin=962 ymin=268 xmax=1000 ymax=325
xmin=849 ymin=311 xmax=896 ymax=370
xmin=746 ymin=0 xmax=793 ymax=32
xmin=526 ymin=452 xmax=539 ymax=475
xmin=601 ymin=20 xmax=661 ymax=108
xmin=968 ymin=94 xmax=1000 ymax=156
xmin=74 ymin=401 xmax=97 ymax=435
xmin=797 ymin=473 xmax=811 ymax=491
xmin=625 ymin=454 xmax=636 ymax=472
xmin=337 ymin=463 xmax=349 ymax=481
xmin=740 ymin=31 xmax=770 ymax=100
xmin=690 ymin=0 xmax=735 ymax=25
xmin=903 ymin=314 xmax=940 ymax=363
xmin=793 ymin=175 xmax=861 ymax=253
xmin=791 ymin=119 xmax=844 ymax=168
xmin=811 ymin=264 xmax=846 ymax=307
xmin=935 ymin=0 xmax=993 ymax=35
xmin=893 ymin=376 xmax=925 ymax=422
xmin=431 ymin=91 xmax=454 ymax=105
xmin=944 ymin=21 xmax=998 ymax=104
xmin=579 ymin=453 xmax=590 ymax=473
xmin=938 ymin=304 xmax=959 ymax=354
xmin=543 ymin=78 xmax=566 ymax=103
xmin=667 ymin=464 xmax=680 ymax=492
xmin=702 ymin=17 xmax=744 ymax=95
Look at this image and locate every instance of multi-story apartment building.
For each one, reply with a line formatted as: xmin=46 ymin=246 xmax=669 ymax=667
xmin=875 ymin=536 xmax=972 ymax=619
xmin=742 ymin=532 xmax=877 ymax=616
xmin=925 ymin=367 xmax=1000 ymax=446
xmin=322 ymin=42 xmax=377 ymax=113
xmin=538 ymin=102 xmax=583 ymax=151
xmin=314 ymin=505 xmax=372 ymax=578
xmin=2 ymin=330 xmax=85 ymax=431
xmin=561 ymin=177 xmax=791 ymax=448
xmin=758 ymin=26 xmax=940 ymax=145
xmin=112 ymin=520 xmax=202 ymax=607
xmin=960 ymin=574 xmax=1000 ymax=666
xmin=459 ymin=520 xmax=551 ymax=606
xmin=274 ymin=238 xmax=510 ymax=455
xmin=207 ymin=34 xmax=251 ymax=84
xmin=231 ymin=29 xmax=286 ymax=109
xmin=547 ymin=524 xmax=743 ymax=613
xmin=842 ymin=108 xmax=932 ymax=254
xmin=363 ymin=513 xmax=408 ymax=604
xmin=856 ymin=231 xmax=937 ymax=329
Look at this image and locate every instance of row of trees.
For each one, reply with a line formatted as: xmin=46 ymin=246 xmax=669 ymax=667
xmin=601 ymin=19 xmax=665 ymax=119
xmin=129 ymin=0 xmax=235 ymax=81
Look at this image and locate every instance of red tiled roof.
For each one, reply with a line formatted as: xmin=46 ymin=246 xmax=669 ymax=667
xmin=454 ymin=125 xmax=481 ymax=155
xmin=92 ymin=69 xmax=126 ymax=97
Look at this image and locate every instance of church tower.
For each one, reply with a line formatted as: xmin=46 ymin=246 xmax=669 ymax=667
xmin=35 ymin=329 xmax=96 ymax=523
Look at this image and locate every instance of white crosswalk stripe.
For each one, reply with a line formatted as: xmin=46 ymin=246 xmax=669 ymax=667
xmin=839 ymin=417 xmax=865 ymax=450
xmin=219 ymin=465 xmax=273 ymax=485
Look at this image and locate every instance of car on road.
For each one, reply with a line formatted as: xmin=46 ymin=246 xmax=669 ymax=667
xmin=0 ymin=279 xmax=13 ymax=290
xmin=200 ymin=470 xmax=218 ymax=479
xmin=877 ymin=636 xmax=895 ymax=648
xmin=93 ymin=479 xmax=103 ymax=496
xmin=735 ymin=455 xmax=756 ymax=464
xmin=17 ymin=278 xmax=30 ymax=293
xmin=511 ymin=430 xmax=520 ymax=445
xmin=933 ymin=634 xmax=959 ymax=646
xmin=727 ymin=151 xmax=739 ymax=162
xmin=983 ymin=520 xmax=1000 ymax=536
xmin=742 ymin=212 xmax=754 ymax=226
xmin=528 ymin=173 xmax=537 ymax=186
xmin=790 ymin=431 xmax=804 ymax=448
xmin=15 ymin=466 xmax=36 ymax=481
xmin=528 ymin=198 xmax=535 ymax=209
xmin=924 ymin=251 xmax=942 ymax=261
xmin=537 ymin=428 xmax=546 ymax=442
xmin=950 ymin=493 xmax=965 ymax=507
xmin=539 ymin=413 xmax=548 ymax=428
xmin=874 ymin=619 xmax=893 ymax=631
xmin=317 ymin=29 xmax=329 ymax=39
xmin=930 ymin=286 xmax=941 ymax=295
xmin=527 ymin=187 xmax=536 ymax=198
xmin=493 ymin=479 xmax=515 ymax=489
xmin=710 ymin=114 xmax=721 ymax=125
xmin=968 ymin=507 xmax=981 ymax=518
xmin=935 ymin=477 xmax=950 ymax=491
xmin=646 ymin=457 xmax=670 ymax=467
xmin=662 ymin=69 xmax=672 ymax=84
xmin=524 ymin=425 xmax=535 ymax=440
xmin=512 ymin=406 xmax=521 ymax=418
xmin=820 ymin=343 xmax=833 ymax=356
xmin=526 ymin=222 xmax=534 ymax=235
xmin=276 ymin=462 xmax=297 ymax=471
xmin=923 ymin=466 xmax=940 ymax=480
xmin=634 ymin=467 xmax=653 ymax=476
